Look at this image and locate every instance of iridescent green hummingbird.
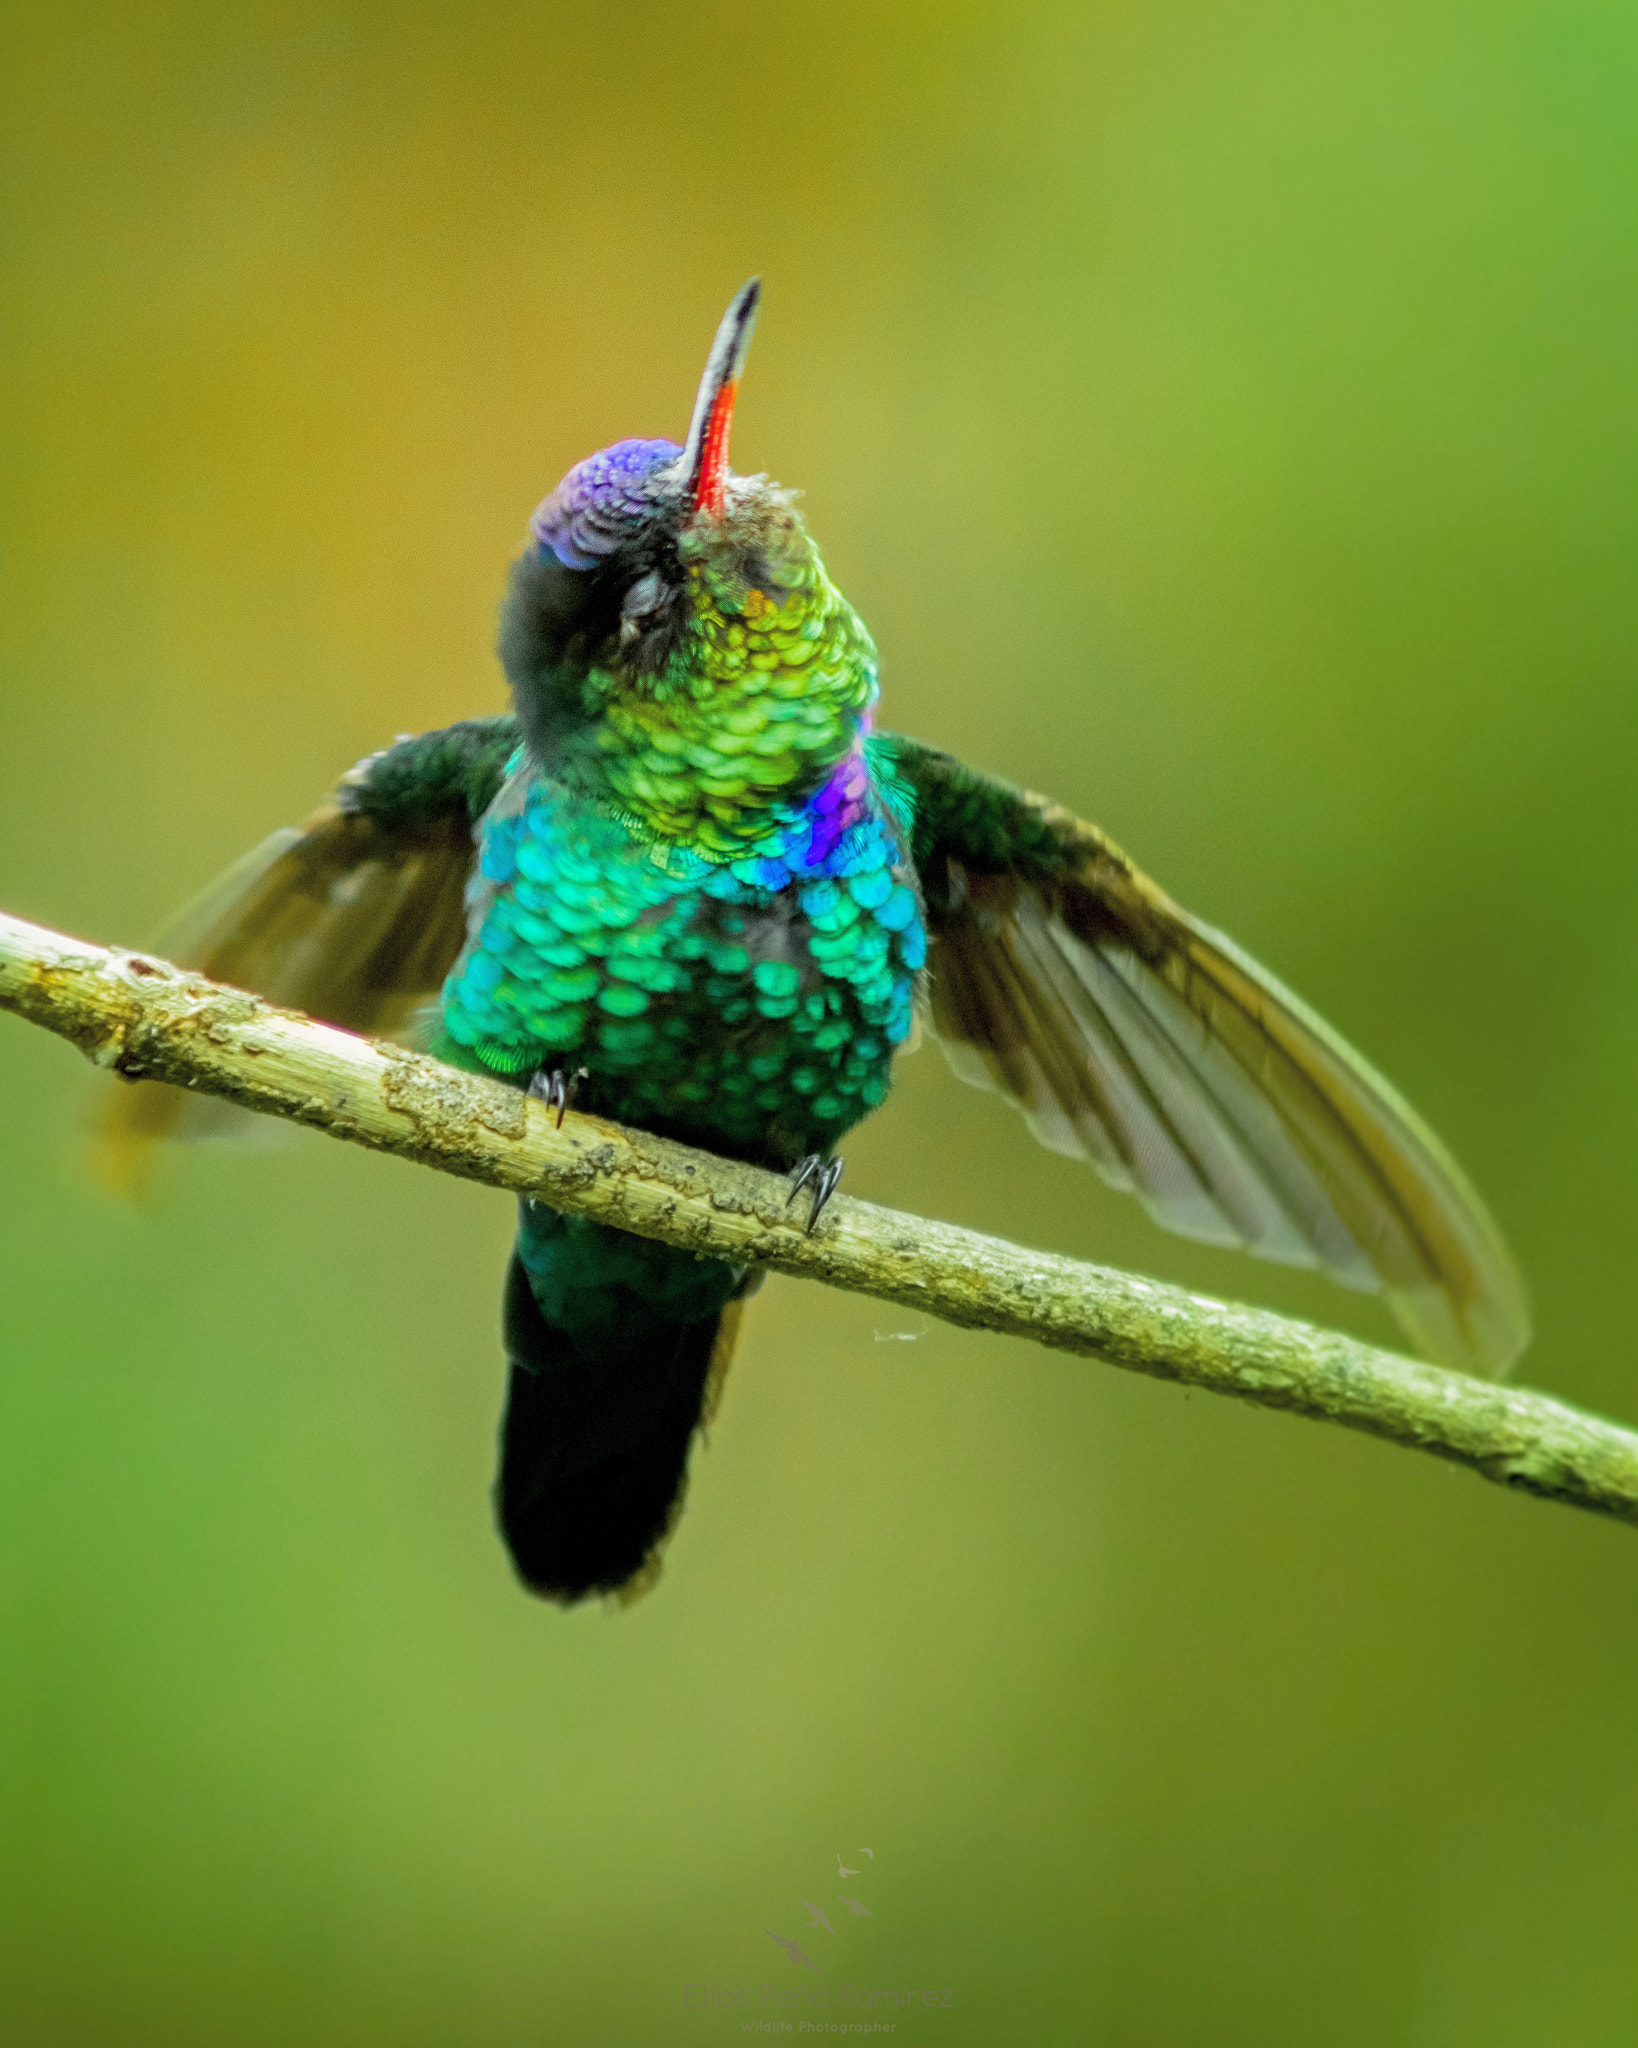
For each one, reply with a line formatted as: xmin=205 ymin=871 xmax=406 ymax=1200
xmin=110 ymin=280 xmax=1529 ymax=1604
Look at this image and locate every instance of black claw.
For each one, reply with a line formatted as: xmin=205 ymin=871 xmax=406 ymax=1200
xmin=786 ymin=1154 xmax=844 ymax=1233
xmin=529 ymin=1065 xmax=589 ymax=1130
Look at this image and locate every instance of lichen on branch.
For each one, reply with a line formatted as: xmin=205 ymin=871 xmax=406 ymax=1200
xmin=4 ymin=905 xmax=1637 ymax=1532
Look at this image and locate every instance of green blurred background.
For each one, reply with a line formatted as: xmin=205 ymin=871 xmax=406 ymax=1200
xmin=3 ymin=3 xmax=1637 ymax=2042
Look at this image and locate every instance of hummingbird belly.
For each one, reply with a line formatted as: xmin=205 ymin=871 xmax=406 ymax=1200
xmin=441 ymin=771 xmax=925 ymax=1165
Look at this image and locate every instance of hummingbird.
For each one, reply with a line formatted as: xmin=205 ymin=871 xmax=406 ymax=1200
xmin=107 ymin=279 xmax=1529 ymax=1606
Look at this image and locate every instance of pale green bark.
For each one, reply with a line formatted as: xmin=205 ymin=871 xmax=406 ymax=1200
xmin=4 ymin=905 xmax=1636 ymax=1529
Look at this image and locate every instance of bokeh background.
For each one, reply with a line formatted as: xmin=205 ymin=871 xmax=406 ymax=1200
xmin=3 ymin=4 xmax=1637 ymax=2043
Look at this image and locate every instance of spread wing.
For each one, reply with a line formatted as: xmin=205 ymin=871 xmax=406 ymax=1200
xmin=880 ymin=734 xmax=1530 ymax=1376
xmin=98 ymin=716 xmax=519 ymax=1189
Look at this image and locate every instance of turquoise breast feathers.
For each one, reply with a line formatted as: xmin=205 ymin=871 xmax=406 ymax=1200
xmin=441 ymin=740 xmax=926 ymax=1160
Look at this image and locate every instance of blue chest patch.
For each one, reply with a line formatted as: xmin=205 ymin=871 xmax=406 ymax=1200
xmin=441 ymin=760 xmax=925 ymax=1159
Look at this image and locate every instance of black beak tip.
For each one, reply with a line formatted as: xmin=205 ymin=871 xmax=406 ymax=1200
xmin=721 ymin=275 xmax=761 ymax=377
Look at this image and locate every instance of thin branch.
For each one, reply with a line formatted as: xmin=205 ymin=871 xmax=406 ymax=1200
xmin=3 ymin=904 xmax=1635 ymax=1530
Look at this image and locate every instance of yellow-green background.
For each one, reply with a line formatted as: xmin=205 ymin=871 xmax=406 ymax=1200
xmin=3 ymin=4 xmax=1636 ymax=2043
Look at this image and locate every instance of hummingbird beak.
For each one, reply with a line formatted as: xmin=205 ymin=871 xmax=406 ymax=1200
xmin=681 ymin=277 xmax=761 ymax=519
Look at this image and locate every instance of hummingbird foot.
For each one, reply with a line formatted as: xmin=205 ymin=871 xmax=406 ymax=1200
xmin=785 ymin=1155 xmax=843 ymax=1233
xmin=529 ymin=1064 xmax=589 ymax=1131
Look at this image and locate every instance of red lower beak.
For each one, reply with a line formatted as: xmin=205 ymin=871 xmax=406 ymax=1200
xmin=682 ymin=279 xmax=761 ymax=519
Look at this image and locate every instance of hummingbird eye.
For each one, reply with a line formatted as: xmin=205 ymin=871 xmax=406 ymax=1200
xmin=622 ymin=570 xmax=666 ymax=620
xmin=618 ymin=569 xmax=672 ymax=650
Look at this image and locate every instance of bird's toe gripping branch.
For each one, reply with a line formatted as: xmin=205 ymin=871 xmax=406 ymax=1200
xmin=787 ymin=1154 xmax=844 ymax=1233
xmin=529 ymin=1064 xmax=589 ymax=1130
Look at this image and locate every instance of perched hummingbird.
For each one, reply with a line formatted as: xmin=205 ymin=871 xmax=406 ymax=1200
xmin=110 ymin=280 xmax=1529 ymax=1605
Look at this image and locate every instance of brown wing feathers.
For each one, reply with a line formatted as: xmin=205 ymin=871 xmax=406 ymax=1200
xmin=922 ymin=787 xmax=1529 ymax=1374
xmin=96 ymin=804 xmax=475 ymax=1192
xmin=182 ymin=804 xmax=473 ymax=1033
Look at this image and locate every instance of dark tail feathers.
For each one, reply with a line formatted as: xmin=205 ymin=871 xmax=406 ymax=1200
xmin=495 ymin=1252 xmax=744 ymax=1605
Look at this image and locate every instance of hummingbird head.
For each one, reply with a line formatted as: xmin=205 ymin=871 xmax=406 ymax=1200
xmin=499 ymin=280 xmax=878 ymax=859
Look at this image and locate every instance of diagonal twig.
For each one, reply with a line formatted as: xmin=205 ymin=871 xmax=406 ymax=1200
xmin=3 ymin=904 xmax=1636 ymax=1530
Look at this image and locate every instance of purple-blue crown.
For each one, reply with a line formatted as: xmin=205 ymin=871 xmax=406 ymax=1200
xmin=529 ymin=438 xmax=681 ymax=571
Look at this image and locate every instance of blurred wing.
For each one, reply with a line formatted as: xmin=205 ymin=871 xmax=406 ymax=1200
xmin=887 ymin=736 xmax=1530 ymax=1376
xmin=97 ymin=716 xmax=520 ymax=1190
xmin=154 ymin=803 xmax=474 ymax=1031
xmin=97 ymin=803 xmax=476 ymax=1190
